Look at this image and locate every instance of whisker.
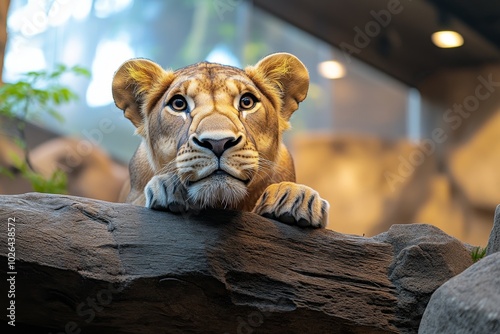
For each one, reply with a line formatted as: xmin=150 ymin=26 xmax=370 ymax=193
xmin=158 ymin=159 xmax=177 ymax=174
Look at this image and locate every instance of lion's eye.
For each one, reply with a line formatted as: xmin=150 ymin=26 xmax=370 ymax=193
xmin=239 ymin=93 xmax=258 ymax=110
xmin=167 ymin=95 xmax=188 ymax=112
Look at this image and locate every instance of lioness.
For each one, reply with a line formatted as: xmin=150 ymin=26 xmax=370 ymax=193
xmin=112 ymin=53 xmax=329 ymax=228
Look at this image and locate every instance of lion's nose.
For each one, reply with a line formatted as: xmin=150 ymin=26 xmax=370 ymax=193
xmin=193 ymin=136 xmax=242 ymax=158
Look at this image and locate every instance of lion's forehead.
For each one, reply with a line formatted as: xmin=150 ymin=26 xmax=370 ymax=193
xmin=171 ymin=63 xmax=256 ymax=97
xmin=175 ymin=61 xmax=245 ymax=77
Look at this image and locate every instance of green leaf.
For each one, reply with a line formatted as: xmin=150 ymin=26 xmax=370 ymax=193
xmin=49 ymin=64 xmax=68 ymax=79
xmin=9 ymin=154 xmax=27 ymax=172
xmin=70 ymin=65 xmax=91 ymax=78
xmin=4 ymin=153 xmax=67 ymax=194
xmin=0 ymin=166 xmax=15 ymax=179
xmin=24 ymin=70 xmax=48 ymax=82
xmin=46 ymin=108 xmax=65 ymax=123
xmin=0 ymin=106 xmax=15 ymax=118
xmin=32 ymin=88 xmax=50 ymax=105
xmin=12 ymin=138 xmax=26 ymax=150
xmin=471 ymin=247 xmax=487 ymax=263
xmin=59 ymin=87 xmax=78 ymax=102
xmin=53 ymin=91 xmax=61 ymax=104
xmin=33 ymin=169 xmax=68 ymax=194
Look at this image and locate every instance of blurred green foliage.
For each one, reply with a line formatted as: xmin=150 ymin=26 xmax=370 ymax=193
xmin=0 ymin=64 xmax=90 ymax=194
xmin=0 ymin=64 xmax=89 ymax=121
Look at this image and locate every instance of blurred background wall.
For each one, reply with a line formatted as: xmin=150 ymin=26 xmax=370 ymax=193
xmin=1 ymin=0 xmax=499 ymax=246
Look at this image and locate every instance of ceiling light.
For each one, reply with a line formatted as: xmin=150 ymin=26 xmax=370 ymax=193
xmin=318 ymin=60 xmax=346 ymax=79
xmin=431 ymin=30 xmax=464 ymax=48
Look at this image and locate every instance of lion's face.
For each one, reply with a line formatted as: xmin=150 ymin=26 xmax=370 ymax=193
xmin=146 ymin=63 xmax=283 ymax=208
xmin=112 ymin=53 xmax=309 ymax=209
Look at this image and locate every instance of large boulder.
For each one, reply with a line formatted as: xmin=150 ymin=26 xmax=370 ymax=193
xmin=419 ymin=252 xmax=500 ymax=334
xmin=0 ymin=193 xmax=474 ymax=333
xmin=486 ymin=205 xmax=500 ymax=255
xmin=373 ymin=224 xmax=474 ymax=331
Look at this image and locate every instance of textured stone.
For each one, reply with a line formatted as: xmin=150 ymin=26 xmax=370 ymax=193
xmin=0 ymin=193 xmax=474 ymax=333
xmin=419 ymin=252 xmax=500 ymax=334
xmin=486 ymin=205 xmax=500 ymax=255
xmin=373 ymin=224 xmax=473 ymax=332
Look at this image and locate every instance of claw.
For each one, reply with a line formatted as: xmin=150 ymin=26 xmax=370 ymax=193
xmin=253 ymin=182 xmax=328 ymax=229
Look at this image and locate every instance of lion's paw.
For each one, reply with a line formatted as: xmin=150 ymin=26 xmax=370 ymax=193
xmin=145 ymin=173 xmax=191 ymax=213
xmin=252 ymin=182 xmax=329 ymax=228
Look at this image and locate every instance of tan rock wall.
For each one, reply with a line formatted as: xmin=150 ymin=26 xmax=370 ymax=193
xmin=292 ymin=134 xmax=435 ymax=236
xmin=447 ymin=110 xmax=500 ymax=209
xmin=291 ymin=133 xmax=493 ymax=245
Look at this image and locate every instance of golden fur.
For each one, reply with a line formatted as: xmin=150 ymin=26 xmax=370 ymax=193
xmin=112 ymin=53 xmax=328 ymax=227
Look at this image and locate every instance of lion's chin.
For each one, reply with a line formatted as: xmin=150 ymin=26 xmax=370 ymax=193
xmin=187 ymin=174 xmax=248 ymax=209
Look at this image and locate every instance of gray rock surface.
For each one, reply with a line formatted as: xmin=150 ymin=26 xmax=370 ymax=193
xmin=373 ymin=224 xmax=474 ymax=332
xmin=0 ymin=193 xmax=474 ymax=333
xmin=419 ymin=252 xmax=500 ymax=334
xmin=486 ymin=205 xmax=500 ymax=255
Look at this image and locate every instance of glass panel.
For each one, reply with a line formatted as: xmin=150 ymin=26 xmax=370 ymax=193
xmin=4 ymin=0 xmax=411 ymax=162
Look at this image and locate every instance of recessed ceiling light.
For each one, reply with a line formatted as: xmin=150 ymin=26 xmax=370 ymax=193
xmin=431 ymin=30 xmax=464 ymax=48
xmin=318 ymin=60 xmax=346 ymax=79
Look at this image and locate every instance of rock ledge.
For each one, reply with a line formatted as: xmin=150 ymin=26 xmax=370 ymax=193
xmin=0 ymin=193 xmax=474 ymax=333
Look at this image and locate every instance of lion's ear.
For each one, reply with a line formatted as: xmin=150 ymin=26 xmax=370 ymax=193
xmin=246 ymin=53 xmax=309 ymax=121
xmin=112 ymin=58 xmax=173 ymax=129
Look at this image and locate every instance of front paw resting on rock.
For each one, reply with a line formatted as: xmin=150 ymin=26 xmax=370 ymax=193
xmin=145 ymin=173 xmax=191 ymax=213
xmin=252 ymin=182 xmax=329 ymax=228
